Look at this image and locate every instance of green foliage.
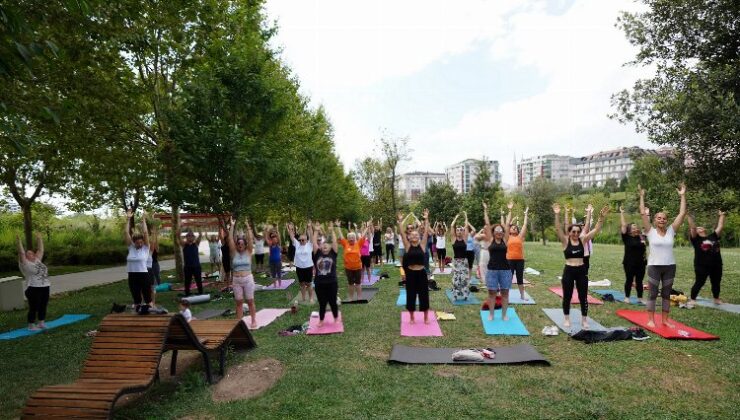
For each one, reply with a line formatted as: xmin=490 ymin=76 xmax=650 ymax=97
xmin=524 ymin=177 xmax=559 ymax=244
xmin=416 ymin=182 xmax=460 ymax=223
xmin=461 ymin=159 xmax=503 ymax=228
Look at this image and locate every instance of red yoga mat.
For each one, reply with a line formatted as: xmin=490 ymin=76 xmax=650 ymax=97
xmin=616 ymin=309 xmax=719 ymax=340
xmin=548 ymin=287 xmax=603 ymax=305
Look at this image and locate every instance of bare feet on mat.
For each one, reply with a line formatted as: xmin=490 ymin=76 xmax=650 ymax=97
xmin=28 ymin=324 xmax=39 ymax=331
xmin=624 ymin=297 xmax=631 ymax=304
xmin=309 ymin=298 xmax=315 ymax=304
xmin=488 ymin=313 xmax=494 ymax=321
xmin=318 ymin=320 xmax=324 ymax=327
xmin=662 ymin=319 xmax=675 ymax=328
xmin=424 ymin=316 xmax=430 ymax=324
xmin=563 ymin=318 xmax=571 ymax=328
xmin=250 ymin=321 xmax=258 ymax=329
xmin=37 ymin=321 xmax=47 ymax=329
xmin=646 ymin=320 xmax=655 ymax=328
xmin=714 ymin=298 xmax=724 ymax=305
xmin=581 ymin=319 xmax=589 ymax=329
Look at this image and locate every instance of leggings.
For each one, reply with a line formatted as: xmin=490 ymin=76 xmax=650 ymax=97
xmin=386 ymin=244 xmax=395 ymax=262
xmin=183 ymin=266 xmax=203 ymax=295
xmin=561 ymin=265 xmax=588 ymax=316
xmin=150 ymin=261 xmax=161 ymax=285
xmin=623 ymin=262 xmax=645 ymax=298
xmin=406 ymin=268 xmax=430 ymax=312
xmin=315 ymin=282 xmax=339 ymax=321
xmin=508 ymin=259 xmax=525 ymax=285
xmin=583 ymin=256 xmax=590 ymax=281
xmin=25 ymin=286 xmax=50 ymax=324
xmin=437 ymin=248 xmax=446 ymax=263
xmin=691 ymin=264 xmax=722 ymax=300
xmin=647 ymin=265 xmax=676 ymax=312
xmin=128 ymin=272 xmax=152 ymax=305
xmin=466 ymin=250 xmax=475 ymax=270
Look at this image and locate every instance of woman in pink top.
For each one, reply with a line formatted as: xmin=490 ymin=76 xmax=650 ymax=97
xmin=360 ymin=226 xmax=372 ymax=284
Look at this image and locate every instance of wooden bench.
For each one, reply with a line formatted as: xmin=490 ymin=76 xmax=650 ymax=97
xmin=22 ymin=314 xmax=205 ymax=419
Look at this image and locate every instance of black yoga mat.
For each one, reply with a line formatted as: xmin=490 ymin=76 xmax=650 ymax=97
xmin=388 ymin=344 xmax=550 ymax=365
xmin=194 ymin=308 xmax=230 ymax=320
xmin=343 ymin=288 xmax=379 ymax=304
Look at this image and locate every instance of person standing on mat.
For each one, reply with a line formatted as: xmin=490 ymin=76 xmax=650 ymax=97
xmin=337 ymin=221 xmax=370 ymax=301
xmin=146 ymin=221 xmax=160 ymax=307
xmin=449 ymin=213 xmax=470 ymax=301
xmin=434 ymin=221 xmax=449 ymax=274
xmin=288 ymin=221 xmax=315 ymax=304
xmin=639 ymin=183 xmax=687 ymax=328
xmin=253 ymin=230 xmax=266 ymax=272
xmin=398 ymin=209 xmax=431 ymax=324
xmin=228 ymin=216 xmax=257 ymax=328
xmin=17 ymin=233 xmax=50 ymax=330
xmin=687 ymin=210 xmax=725 ymax=307
xmin=483 ymin=202 xmax=512 ymax=321
xmin=267 ymin=223 xmax=283 ymax=288
xmin=475 ymin=230 xmax=489 ymax=282
xmin=219 ymin=226 xmax=232 ymax=286
xmin=313 ymin=221 xmax=340 ymax=326
xmin=181 ymin=228 xmax=204 ymax=296
xmin=125 ymin=208 xmax=152 ymax=311
xmin=464 ymin=213 xmax=476 ymax=281
xmin=619 ymin=205 xmax=646 ymax=304
xmin=360 ymin=223 xmax=373 ymax=284
xmin=385 ymin=226 xmax=396 ymax=264
xmin=506 ymin=202 xmax=529 ymax=301
xmin=553 ymin=203 xmax=609 ymax=329
xmin=208 ymin=234 xmax=221 ymax=277
xmin=373 ymin=219 xmax=383 ymax=265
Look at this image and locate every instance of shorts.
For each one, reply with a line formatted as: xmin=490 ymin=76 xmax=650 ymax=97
xmin=296 ymin=266 xmax=313 ymax=284
xmin=269 ymin=261 xmax=282 ymax=278
xmin=437 ymin=248 xmax=446 ymax=261
xmin=647 ymin=265 xmax=676 ymax=282
xmin=255 ymin=254 xmax=264 ymax=264
xmin=232 ymin=273 xmax=255 ymax=300
xmin=486 ymin=269 xmax=513 ymax=291
xmin=210 ymin=255 xmax=221 ymax=264
xmin=345 ymin=269 xmax=362 ymax=285
xmin=361 ymin=255 xmax=372 ymax=268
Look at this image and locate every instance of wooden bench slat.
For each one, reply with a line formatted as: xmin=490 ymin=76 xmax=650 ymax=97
xmin=90 ymin=349 xmax=161 ymax=356
xmin=27 ymin=398 xmax=111 ymax=410
xmin=32 ymin=391 xmax=116 ymax=402
xmin=92 ymin=342 xmax=162 ymax=350
xmin=82 ymin=366 xmax=156 ymax=375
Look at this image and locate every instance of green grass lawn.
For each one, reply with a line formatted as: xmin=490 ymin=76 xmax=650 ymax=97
xmin=0 ymin=264 xmax=118 ymax=279
xmin=0 ymin=243 xmax=737 ymax=419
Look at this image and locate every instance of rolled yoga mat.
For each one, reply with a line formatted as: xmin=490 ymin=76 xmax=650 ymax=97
xmin=181 ymin=294 xmax=210 ymax=304
xmin=479 ymin=309 xmax=530 ymax=336
xmin=445 ymin=289 xmax=480 ymax=305
xmin=548 ymin=287 xmax=603 ymax=305
xmin=396 ymin=289 xmax=419 ymax=307
xmin=155 ymin=282 xmax=172 ymax=292
xmin=0 ymin=314 xmax=91 ymax=340
xmin=245 ymin=308 xmax=290 ymax=330
xmin=194 ymin=308 xmax=229 ymax=320
xmin=388 ymin=343 xmax=550 ymax=365
xmin=507 ymin=290 xmax=536 ymax=305
xmin=401 ymin=311 xmax=443 ymax=337
xmin=695 ymin=297 xmax=740 ymax=314
xmin=591 ymin=289 xmax=644 ymax=305
xmin=306 ymin=311 xmax=344 ymax=334
xmin=343 ymin=288 xmax=379 ymax=304
xmin=542 ymin=307 xmax=607 ymax=334
xmin=616 ymin=309 xmax=719 ymax=340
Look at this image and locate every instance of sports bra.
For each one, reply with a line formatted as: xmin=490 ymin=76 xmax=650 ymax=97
xmin=564 ymin=239 xmax=584 ymax=260
xmin=233 ymin=251 xmax=252 ymax=272
xmin=452 ymin=239 xmax=467 ymax=258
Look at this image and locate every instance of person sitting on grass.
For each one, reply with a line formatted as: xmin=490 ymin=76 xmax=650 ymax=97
xmin=17 ymin=233 xmax=50 ymax=331
xmin=313 ymin=221 xmax=340 ymax=327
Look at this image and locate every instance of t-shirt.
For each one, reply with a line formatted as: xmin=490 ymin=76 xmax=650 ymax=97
xmin=181 ymin=308 xmax=192 ymax=322
xmin=20 ymin=260 xmax=50 ymax=288
xmin=208 ymin=242 xmax=219 ymax=257
xmin=436 ymin=235 xmax=446 ymax=249
xmin=691 ymin=233 xmax=722 ymax=266
xmin=127 ymin=244 xmax=150 ymax=273
xmin=647 ymin=226 xmax=676 ymax=266
xmin=621 ymin=233 xmax=646 ymax=265
xmin=506 ymin=235 xmax=524 ymax=260
xmin=373 ymin=230 xmax=382 ymax=247
xmin=313 ymin=250 xmax=338 ymax=284
xmin=340 ymin=238 xmax=365 ymax=270
xmin=254 ymin=240 xmax=266 ymax=255
xmin=292 ymin=238 xmax=314 ymax=269
xmin=487 ymin=241 xmax=509 ymax=270
xmin=360 ymin=239 xmax=371 ymax=257
xmin=385 ymin=233 xmax=395 ymax=245
xmin=182 ymin=243 xmax=200 ymax=267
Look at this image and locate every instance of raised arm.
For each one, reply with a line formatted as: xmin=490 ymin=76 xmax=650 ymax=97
xmin=715 ymin=210 xmax=725 ymax=236
xmin=584 ymin=206 xmax=609 ymax=242
xmin=397 ymin=213 xmax=410 ymax=250
xmin=638 ymin=185 xmax=652 ymax=234
xmin=671 ymin=183 xmax=687 ymax=232
xmin=336 ymin=220 xmax=345 ymax=240
xmin=449 ymin=214 xmax=459 ymax=235
xmin=328 ymin=222 xmax=338 ymax=253
xmin=519 ymin=207 xmax=529 ymax=238
xmin=483 ymin=201 xmax=492 ymax=242
xmin=583 ymin=204 xmax=593 ymax=236
xmin=228 ymin=217 xmax=237 ymax=255
xmin=553 ymin=203 xmax=567 ymax=245
xmin=274 ymin=222 xmax=281 ymax=244
xmin=287 ymin=222 xmax=296 ymax=243
xmin=16 ymin=234 xmax=26 ymax=264
xmin=506 ymin=201 xmax=514 ymax=227
xmin=245 ymin=218 xmax=254 ymax=254
xmin=195 ymin=229 xmax=203 ymax=246
xmin=140 ymin=210 xmax=150 ymax=247
xmin=687 ymin=213 xmax=697 ymax=238
xmin=619 ymin=205 xmax=628 ymax=234
xmin=420 ymin=209 xmax=430 ymax=251
xmin=124 ymin=208 xmax=133 ymax=246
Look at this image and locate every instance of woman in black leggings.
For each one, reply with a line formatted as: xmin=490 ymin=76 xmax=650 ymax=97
xmin=17 ymin=233 xmax=50 ymax=330
xmin=312 ymin=221 xmax=340 ymax=326
xmin=619 ymin=205 xmax=646 ymax=303
xmin=398 ymin=209 xmax=431 ymax=324
xmin=688 ymin=211 xmax=725 ymax=307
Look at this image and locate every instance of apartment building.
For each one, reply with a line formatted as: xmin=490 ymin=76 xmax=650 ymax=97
xmin=445 ymin=159 xmax=501 ymax=194
xmin=570 ymin=146 xmax=653 ymax=188
xmin=397 ymin=171 xmax=447 ymax=201
xmin=516 ymin=155 xmax=573 ymax=188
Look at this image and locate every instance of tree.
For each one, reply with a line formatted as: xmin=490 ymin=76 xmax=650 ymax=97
xmin=378 ymin=132 xmax=411 ymax=217
xmin=524 ymin=177 xmax=558 ymax=245
xmin=351 ymin=157 xmax=394 ymax=221
xmin=417 ymin=182 xmax=460 ymax=223
xmin=461 ymin=159 xmax=503 ymax=228
xmin=611 ymin=0 xmax=740 ymax=191
xmin=624 ymin=155 xmax=685 ymax=215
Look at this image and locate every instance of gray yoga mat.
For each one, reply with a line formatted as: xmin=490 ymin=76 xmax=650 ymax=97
xmin=343 ymin=288 xmax=379 ymax=304
xmin=194 ymin=308 xmax=229 ymax=319
xmin=696 ymin=298 xmax=740 ymax=314
xmin=542 ymin=308 xmax=607 ymax=334
xmin=388 ymin=344 xmax=550 ymax=365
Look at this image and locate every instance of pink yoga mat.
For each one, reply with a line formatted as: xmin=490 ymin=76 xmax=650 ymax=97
xmin=243 ymin=308 xmax=289 ymax=330
xmin=548 ymin=287 xmax=603 ymax=305
xmin=400 ymin=311 xmax=443 ymax=337
xmin=262 ymin=279 xmax=295 ymax=290
xmin=171 ymin=282 xmax=212 ymax=292
xmin=306 ymin=311 xmax=344 ymax=335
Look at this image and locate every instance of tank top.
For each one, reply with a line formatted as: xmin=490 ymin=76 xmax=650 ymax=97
xmin=232 ymin=251 xmax=252 ymax=272
xmin=403 ymin=244 xmax=425 ymax=268
xmin=487 ymin=241 xmax=509 ymax=270
xmin=564 ymin=239 xmax=585 ymax=259
xmin=466 ymin=235 xmax=474 ymax=251
xmin=269 ymin=244 xmax=281 ymax=263
xmin=436 ymin=235 xmax=446 ymax=249
xmin=506 ymin=235 xmax=524 ymax=260
xmin=183 ymin=243 xmax=200 ymax=267
xmin=452 ymin=239 xmax=467 ymax=259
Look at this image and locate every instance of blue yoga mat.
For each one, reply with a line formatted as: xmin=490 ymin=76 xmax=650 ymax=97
xmin=479 ymin=309 xmax=529 ymax=336
xmin=0 ymin=314 xmax=91 ymax=340
xmin=591 ymin=289 xmax=644 ymax=305
xmin=507 ymin=290 xmax=536 ymax=304
xmin=396 ymin=289 xmax=419 ymax=307
xmin=445 ymin=289 xmax=480 ymax=305
xmin=470 ymin=277 xmax=480 ymax=286
xmin=155 ymin=282 xmax=171 ymax=292
xmin=696 ymin=297 xmax=740 ymax=314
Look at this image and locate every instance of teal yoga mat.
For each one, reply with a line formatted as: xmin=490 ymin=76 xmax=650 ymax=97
xmin=479 ymin=309 xmax=529 ymax=336
xmin=591 ymin=289 xmax=644 ymax=305
xmin=445 ymin=289 xmax=480 ymax=305
xmin=507 ymin=290 xmax=536 ymax=304
xmin=155 ymin=282 xmax=171 ymax=292
xmin=396 ymin=289 xmax=419 ymax=307
xmin=0 ymin=314 xmax=91 ymax=340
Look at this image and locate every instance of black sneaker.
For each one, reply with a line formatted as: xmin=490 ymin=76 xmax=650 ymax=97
xmin=630 ymin=327 xmax=650 ymax=341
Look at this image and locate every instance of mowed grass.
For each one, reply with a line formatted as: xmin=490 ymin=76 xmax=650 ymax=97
xmin=0 ymin=243 xmax=737 ymax=419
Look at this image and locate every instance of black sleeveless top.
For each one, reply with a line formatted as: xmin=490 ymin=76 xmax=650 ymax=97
xmin=452 ymin=239 xmax=467 ymax=258
xmin=564 ymin=239 xmax=584 ymax=259
xmin=487 ymin=241 xmax=509 ymax=270
xmin=403 ymin=244 xmax=425 ymax=269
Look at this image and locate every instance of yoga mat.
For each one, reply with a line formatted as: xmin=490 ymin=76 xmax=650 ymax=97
xmin=432 ymin=268 xmax=452 ymax=275
xmin=695 ymin=298 xmax=740 ymax=314
xmin=470 ymin=277 xmax=480 ymax=286
xmin=445 ymin=289 xmax=480 ymax=305
xmin=343 ymin=288 xmax=379 ymax=304
xmin=542 ymin=308 xmax=607 ymax=334
xmin=479 ymin=309 xmax=529 ymax=336
xmin=245 ymin=308 xmax=290 ymax=330
xmin=181 ymin=294 xmax=210 ymax=304
xmin=591 ymin=289 xmax=644 ymax=305
xmin=401 ymin=311 xmax=443 ymax=337
xmin=616 ymin=309 xmax=719 ymax=340
xmin=548 ymin=287 xmax=603 ymax=305
xmin=396 ymin=289 xmax=419 ymax=307
xmin=261 ymin=279 xmax=295 ymax=290
xmin=507 ymin=290 xmax=536 ymax=304
xmin=194 ymin=308 xmax=229 ymax=320
xmin=388 ymin=344 xmax=550 ymax=365
xmin=511 ymin=275 xmax=531 ymax=284
xmin=155 ymin=283 xmax=171 ymax=292
xmin=171 ymin=282 xmax=213 ymax=292
xmin=0 ymin=314 xmax=91 ymax=340
xmin=306 ymin=311 xmax=344 ymax=334
xmin=361 ymin=274 xmax=380 ymax=286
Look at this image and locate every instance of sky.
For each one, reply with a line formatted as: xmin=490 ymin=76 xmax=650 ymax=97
xmin=264 ymin=0 xmax=655 ymax=186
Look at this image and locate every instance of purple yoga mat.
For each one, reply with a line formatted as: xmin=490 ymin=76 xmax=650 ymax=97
xmin=361 ymin=274 xmax=380 ymax=285
xmin=400 ymin=311 xmax=443 ymax=337
xmin=243 ymin=308 xmax=289 ymax=330
xmin=306 ymin=311 xmax=344 ymax=335
xmin=262 ymin=279 xmax=295 ymax=290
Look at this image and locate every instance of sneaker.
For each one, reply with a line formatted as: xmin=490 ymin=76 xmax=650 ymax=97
xmin=629 ymin=327 xmax=650 ymax=341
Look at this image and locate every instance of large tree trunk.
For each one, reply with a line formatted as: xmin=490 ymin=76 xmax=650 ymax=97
xmin=22 ymin=202 xmax=33 ymax=249
xmin=171 ymin=203 xmax=183 ymax=281
xmin=540 ymin=227 xmax=547 ymax=245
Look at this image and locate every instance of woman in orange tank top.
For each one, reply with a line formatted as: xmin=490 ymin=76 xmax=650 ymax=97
xmin=505 ymin=202 xmax=529 ymax=301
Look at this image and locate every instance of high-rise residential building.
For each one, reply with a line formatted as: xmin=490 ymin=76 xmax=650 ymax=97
xmin=0 ymin=194 xmax=21 ymax=213
xmin=445 ymin=159 xmax=501 ymax=194
xmin=570 ymin=146 xmax=654 ymax=188
xmin=516 ymin=154 xmax=573 ymax=188
xmin=397 ymin=171 xmax=447 ymax=201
